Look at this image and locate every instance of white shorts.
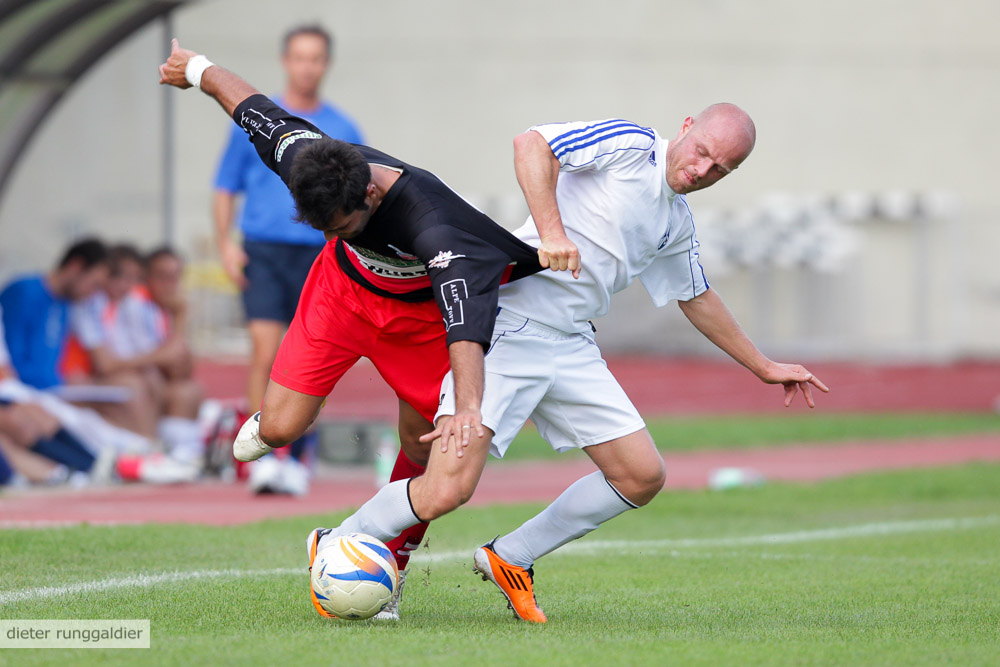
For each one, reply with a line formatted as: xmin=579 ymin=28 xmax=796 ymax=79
xmin=435 ymin=309 xmax=645 ymax=458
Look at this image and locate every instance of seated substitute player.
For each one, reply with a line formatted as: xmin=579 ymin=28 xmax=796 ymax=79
xmin=313 ymin=106 xmax=830 ymax=622
xmin=70 ymin=244 xmax=165 ymax=441
xmin=158 ymin=40 xmax=557 ymax=618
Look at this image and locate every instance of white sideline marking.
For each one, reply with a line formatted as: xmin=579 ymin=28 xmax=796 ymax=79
xmin=568 ymin=514 xmax=1000 ymax=549
xmin=411 ymin=515 xmax=1000 ymax=563
xmin=0 ymin=568 xmax=299 ymax=606
xmin=2 ymin=516 xmax=995 ymax=606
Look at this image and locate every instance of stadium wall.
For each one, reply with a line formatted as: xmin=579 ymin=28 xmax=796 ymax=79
xmin=0 ymin=0 xmax=996 ymax=359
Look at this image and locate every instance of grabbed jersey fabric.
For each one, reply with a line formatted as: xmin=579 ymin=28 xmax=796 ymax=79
xmin=231 ymin=94 xmax=543 ymax=349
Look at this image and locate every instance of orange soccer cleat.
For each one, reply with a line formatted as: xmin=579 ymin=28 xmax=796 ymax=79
xmin=306 ymin=527 xmax=337 ymax=618
xmin=473 ymin=540 xmax=547 ymax=624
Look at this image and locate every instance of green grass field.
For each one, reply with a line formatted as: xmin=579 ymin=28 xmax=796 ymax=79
xmin=2 ymin=463 xmax=999 ymax=665
xmin=502 ymin=412 xmax=1000 ymax=461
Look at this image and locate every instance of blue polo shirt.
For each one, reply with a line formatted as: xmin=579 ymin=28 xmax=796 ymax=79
xmin=214 ymin=96 xmax=364 ymax=245
xmin=0 ymin=275 xmax=69 ymax=389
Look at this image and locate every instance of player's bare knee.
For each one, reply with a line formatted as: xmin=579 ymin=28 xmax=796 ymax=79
xmin=638 ymin=457 xmax=666 ymax=503
xmin=636 ymin=462 xmax=667 ymax=506
xmin=112 ymin=371 xmax=144 ymax=395
xmin=166 ymin=379 xmax=202 ymax=416
xmin=114 ymin=373 xmax=154 ymax=410
xmin=141 ymin=370 xmax=166 ymax=403
xmin=649 ymin=456 xmax=667 ymax=490
xmin=610 ymin=459 xmax=665 ymax=507
xmin=258 ymin=413 xmax=299 ymax=448
xmin=419 ymin=481 xmax=472 ymax=520
xmin=425 ymin=491 xmax=461 ymax=520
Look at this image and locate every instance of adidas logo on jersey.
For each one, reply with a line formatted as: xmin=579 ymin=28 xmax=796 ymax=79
xmin=648 ymin=151 xmax=657 ymax=166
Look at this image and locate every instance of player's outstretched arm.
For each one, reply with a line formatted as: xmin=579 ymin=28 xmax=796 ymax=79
xmin=678 ymin=288 xmax=830 ymax=408
xmin=513 ymin=131 xmax=581 ymax=279
xmin=158 ymin=38 xmax=258 ymax=116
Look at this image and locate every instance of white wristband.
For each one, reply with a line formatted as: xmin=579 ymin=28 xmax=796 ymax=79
xmin=185 ymin=54 xmax=215 ymax=88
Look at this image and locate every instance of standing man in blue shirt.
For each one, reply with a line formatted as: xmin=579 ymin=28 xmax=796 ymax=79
xmin=212 ymin=25 xmax=363 ymax=490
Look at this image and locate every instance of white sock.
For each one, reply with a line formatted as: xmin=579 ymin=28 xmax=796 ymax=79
xmin=493 ymin=471 xmax=637 ymax=568
xmin=319 ymin=479 xmax=420 ymax=551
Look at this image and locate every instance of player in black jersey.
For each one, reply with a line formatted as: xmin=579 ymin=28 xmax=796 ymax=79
xmin=159 ymin=39 xmax=573 ymax=617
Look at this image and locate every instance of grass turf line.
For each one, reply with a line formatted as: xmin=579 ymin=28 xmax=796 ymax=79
xmin=2 ymin=463 xmax=999 ymax=666
xmin=500 ymin=411 xmax=1000 ymax=461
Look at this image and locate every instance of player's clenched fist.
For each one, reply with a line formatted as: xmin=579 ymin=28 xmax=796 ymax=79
xmin=158 ymin=38 xmax=197 ymax=88
xmin=537 ymin=233 xmax=581 ymax=279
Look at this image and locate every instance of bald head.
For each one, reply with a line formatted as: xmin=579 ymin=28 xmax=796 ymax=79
xmin=665 ymin=102 xmax=755 ymax=194
xmin=695 ymin=103 xmax=756 ymax=156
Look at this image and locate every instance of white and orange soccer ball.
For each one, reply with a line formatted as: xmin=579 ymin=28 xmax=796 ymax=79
xmin=310 ymin=533 xmax=399 ymax=620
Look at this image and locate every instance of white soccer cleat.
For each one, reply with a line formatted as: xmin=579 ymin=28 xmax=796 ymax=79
xmin=233 ymin=411 xmax=274 ymax=462
xmin=373 ymin=569 xmax=406 ymax=621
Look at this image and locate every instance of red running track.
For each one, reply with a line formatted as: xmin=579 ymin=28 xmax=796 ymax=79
xmin=2 ymin=435 xmax=997 ymax=527
xmin=194 ymin=358 xmax=1000 ymax=420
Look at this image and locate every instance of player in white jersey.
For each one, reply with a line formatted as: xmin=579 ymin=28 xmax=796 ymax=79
xmin=310 ymin=104 xmax=829 ymax=622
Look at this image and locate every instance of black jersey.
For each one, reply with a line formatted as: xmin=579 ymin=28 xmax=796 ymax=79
xmin=232 ymin=94 xmax=542 ymax=349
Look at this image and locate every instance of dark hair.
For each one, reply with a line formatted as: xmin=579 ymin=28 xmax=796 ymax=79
xmin=57 ymin=237 xmax=108 ymax=270
xmin=289 ymin=138 xmax=371 ymax=231
xmin=144 ymin=245 xmax=181 ymax=269
xmin=108 ymin=243 xmax=143 ymax=275
xmin=282 ymin=24 xmax=333 ymax=57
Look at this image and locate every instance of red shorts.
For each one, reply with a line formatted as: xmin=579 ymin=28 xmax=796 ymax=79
xmin=270 ymin=243 xmax=450 ymax=422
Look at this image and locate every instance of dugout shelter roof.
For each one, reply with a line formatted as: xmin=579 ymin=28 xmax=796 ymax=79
xmin=0 ymin=0 xmax=190 ymax=199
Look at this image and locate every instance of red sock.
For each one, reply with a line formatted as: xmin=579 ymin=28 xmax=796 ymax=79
xmin=384 ymin=450 xmax=428 ymax=570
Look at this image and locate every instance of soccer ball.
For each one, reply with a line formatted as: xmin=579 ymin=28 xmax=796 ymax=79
xmin=310 ymin=533 xmax=399 ymax=620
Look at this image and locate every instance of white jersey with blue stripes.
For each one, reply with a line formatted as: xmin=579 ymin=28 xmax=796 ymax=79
xmin=498 ymin=118 xmax=710 ymax=334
